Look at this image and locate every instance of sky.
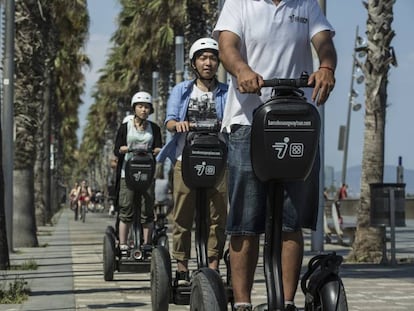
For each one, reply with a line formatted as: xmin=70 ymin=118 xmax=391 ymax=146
xmin=80 ymin=0 xmax=414 ymax=174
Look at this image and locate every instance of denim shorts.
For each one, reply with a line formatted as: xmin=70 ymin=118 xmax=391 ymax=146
xmin=225 ymin=125 xmax=319 ymax=235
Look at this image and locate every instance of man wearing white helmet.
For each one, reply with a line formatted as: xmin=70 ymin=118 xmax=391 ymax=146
xmin=157 ymin=37 xmax=228 ymax=286
xmin=114 ymin=91 xmax=163 ymax=255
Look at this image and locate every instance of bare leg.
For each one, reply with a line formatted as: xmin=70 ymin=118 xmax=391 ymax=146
xmin=119 ymin=220 xmax=131 ymax=245
xmin=142 ymin=223 xmax=154 ymax=245
xmin=282 ymin=230 xmax=303 ymax=302
xmin=208 ymin=256 xmax=219 ymax=270
xmin=177 ymin=259 xmax=188 ymax=272
xmin=230 ymin=235 xmax=260 ymax=304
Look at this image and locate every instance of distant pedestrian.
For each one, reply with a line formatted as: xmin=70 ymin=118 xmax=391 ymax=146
xmin=323 ymin=187 xmax=330 ymax=201
xmin=338 ymin=183 xmax=348 ymax=201
xmin=335 ymin=183 xmax=348 ymax=225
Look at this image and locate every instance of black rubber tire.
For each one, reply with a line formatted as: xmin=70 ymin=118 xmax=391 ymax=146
xmin=103 ymin=232 xmax=115 ymax=281
xmin=105 ymin=225 xmax=116 ymax=236
xmin=190 ymin=268 xmax=227 ymax=311
xmin=156 ymin=234 xmax=169 ymax=251
xmin=151 ymin=246 xmax=172 ymax=311
xmin=81 ymin=205 xmax=86 ymax=223
xmin=319 ymin=277 xmax=348 ymax=311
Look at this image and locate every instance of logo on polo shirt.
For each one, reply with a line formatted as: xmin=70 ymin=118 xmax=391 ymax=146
xmin=289 ymin=14 xmax=308 ymax=24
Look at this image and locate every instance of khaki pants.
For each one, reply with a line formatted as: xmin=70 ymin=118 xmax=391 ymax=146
xmin=172 ymin=161 xmax=227 ymax=261
xmin=118 ymin=178 xmax=155 ymax=224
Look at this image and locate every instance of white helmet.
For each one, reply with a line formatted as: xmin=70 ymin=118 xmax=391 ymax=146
xmin=189 ymin=37 xmax=219 ymax=61
xmin=130 ymin=91 xmax=153 ymax=113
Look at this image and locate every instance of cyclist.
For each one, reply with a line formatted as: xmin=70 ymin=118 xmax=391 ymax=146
xmin=76 ymin=180 xmax=92 ymax=220
xmin=69 ymin=182 xmax=79 ymax=218
xmin=114 ymin=91 xmax=163 ymax=257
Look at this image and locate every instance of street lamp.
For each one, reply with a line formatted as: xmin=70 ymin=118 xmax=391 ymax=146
xmin=152 ymin=71 xmax=159 ymax=122
xmin=175 ymin=36 xmax=184 ymax=84
xmin=341 ymin=26 xmax=366 ymax=185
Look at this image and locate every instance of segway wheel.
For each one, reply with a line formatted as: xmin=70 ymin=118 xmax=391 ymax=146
xmin=103 ymin=232 xmax=115 ymax=281
xmin=190 ymin=268 xmax=227 ymax=311
xmin=151 ymin=246 xmax=172 ymax=311
xmin=156 ymin=234 xmax=169 ymax=251
xmin=318 ymin=276 xmax=348 ymax=311
xmin=105 ymin=225 xmax=116 ymax=236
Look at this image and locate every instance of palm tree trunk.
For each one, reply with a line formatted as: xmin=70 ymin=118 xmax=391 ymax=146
xmin=13 ymin=169 xmax=38 ymax=247
xmin=348 ymin=0 xmax=396 ymax=263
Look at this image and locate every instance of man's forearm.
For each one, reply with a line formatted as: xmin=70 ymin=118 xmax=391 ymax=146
xmin=218 ymin=31 xmax=250 ymax=78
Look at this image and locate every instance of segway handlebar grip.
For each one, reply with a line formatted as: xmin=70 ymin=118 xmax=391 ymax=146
xmin=171 ymin=121 xmax=220 ymax=133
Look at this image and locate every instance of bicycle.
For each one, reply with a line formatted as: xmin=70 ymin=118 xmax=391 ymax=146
xmin=80 ymin=200 xmax=88 ymax=223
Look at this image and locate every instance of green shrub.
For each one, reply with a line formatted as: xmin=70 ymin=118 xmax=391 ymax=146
xmin=0 ymin=275 xmax=30 ymax=304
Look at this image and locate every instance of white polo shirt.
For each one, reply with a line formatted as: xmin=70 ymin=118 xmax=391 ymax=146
xmin=213 ymin=0 xmax=335 ymax=131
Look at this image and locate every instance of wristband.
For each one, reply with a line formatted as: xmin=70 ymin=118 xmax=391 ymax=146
xmin=319 ymin=66 xmax=335 ymax=73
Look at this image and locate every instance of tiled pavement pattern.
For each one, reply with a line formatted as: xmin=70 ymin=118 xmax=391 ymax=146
xmin=2 ymin=208 xmax=414 ymax=311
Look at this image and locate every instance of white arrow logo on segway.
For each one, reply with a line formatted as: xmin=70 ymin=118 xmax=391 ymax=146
xmin=133 ymin=172 xmax=142 ymax=181
xmin=133 ymin=172 xmax=149 ymax=181
xmin=272 ymin=137 xmax=290 ymax=159
xmin=194 ymin=161 xmax=215 ymax=176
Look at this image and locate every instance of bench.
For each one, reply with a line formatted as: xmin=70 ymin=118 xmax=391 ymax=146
xmin=324 ymin=202 xmax=356 ymax=246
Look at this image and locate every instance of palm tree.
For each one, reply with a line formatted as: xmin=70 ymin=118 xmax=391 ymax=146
xmin=78 ymin=0 xmax=222 ymax=185
xmin=348 ymin=0 xmax=397 ymax=262
xmin=13 ymin=0 xmax=45 ymax=247
xmin=13 ymin=1 xmax=89 ymax=246
xmin=53 ymin=1 xmax=89 ymax=189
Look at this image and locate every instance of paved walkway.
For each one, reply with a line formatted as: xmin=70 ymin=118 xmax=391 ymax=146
xmin=1 ymin=208 xmax=414 ymax=311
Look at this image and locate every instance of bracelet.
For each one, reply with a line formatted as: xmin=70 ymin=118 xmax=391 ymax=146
xmin=319 ymin=66 xmax=335 ymax=73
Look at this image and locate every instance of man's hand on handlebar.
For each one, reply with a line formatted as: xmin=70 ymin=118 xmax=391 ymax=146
xmin=236 ymin=67 xmax=335 ymax=106
xmin=167 ymin=120 xmax=191 ymax=133
xmin=236 ymin=67 xmax=264 ymax=95
xmin=308 ymin=68 xmax=335 ymax=106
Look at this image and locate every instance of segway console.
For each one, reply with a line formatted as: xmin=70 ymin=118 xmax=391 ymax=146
xmin=125 ymin=147 xmax=156 ymax=191
xmin=250 ymin=73 xmax=348 ymax=311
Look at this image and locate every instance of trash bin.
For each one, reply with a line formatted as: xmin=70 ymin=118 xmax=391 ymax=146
xmin=370 ymin=183 xmax=406 ymax=227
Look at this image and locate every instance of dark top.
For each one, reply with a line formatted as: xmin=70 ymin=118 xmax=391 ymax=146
xmin=113 ymin=120 xmax=163 ymax=209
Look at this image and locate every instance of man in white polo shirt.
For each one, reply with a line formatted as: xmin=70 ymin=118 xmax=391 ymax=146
xmin=213 ymin=1 xmax=337 ymax=310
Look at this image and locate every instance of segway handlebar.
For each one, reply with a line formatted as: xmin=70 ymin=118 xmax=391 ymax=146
xmin=128 ymin=145 xmax=152 ymax=155
xmin=263 ymin=72 xmax=313 ymax=88
xmin=171 ymin=121 xmax=221 ymax=132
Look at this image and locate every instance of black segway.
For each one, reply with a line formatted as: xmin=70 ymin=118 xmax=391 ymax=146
xmin=103 ymin=147 xmax=169 ymax=281
xmin=250 ymin=73 xmax=348 ymax=311
xmin=151 ymin=122 xmax=231 ymax=311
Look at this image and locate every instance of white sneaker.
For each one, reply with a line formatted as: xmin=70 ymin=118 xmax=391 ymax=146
xmin=119 ymin=244 xmax=129 ymax=258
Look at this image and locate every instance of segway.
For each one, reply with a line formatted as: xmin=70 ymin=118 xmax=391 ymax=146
xmin=103 ymin=147 xmax=169 ymax=281
xmin=250 ymin=73 xmax=348 ymax=311
xmin=151 ymin=122 xmax=231 ymax=311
